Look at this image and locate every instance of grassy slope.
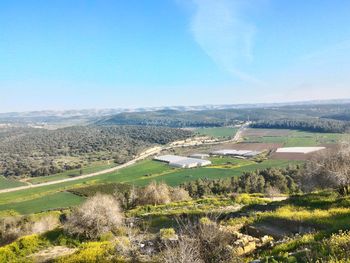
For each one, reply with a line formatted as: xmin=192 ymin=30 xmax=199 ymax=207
xmin=0 ymin=176 xmax=26 ymax=190
xmin=2 ymin=191 xmax=350 ymax=262
xmin=249 ymin=191 xmax=350 ymax=262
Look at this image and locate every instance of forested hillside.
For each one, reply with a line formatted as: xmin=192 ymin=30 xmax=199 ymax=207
xmin=0 ymin=126 xmax=192 ymax=178
xmin=251 ymin=118 xmax=350 ymax=133
xmin=97 ymin=103 xmax=350 ymax=132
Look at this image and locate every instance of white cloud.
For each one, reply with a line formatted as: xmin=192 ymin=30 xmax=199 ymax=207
xmin=189 ymin=0 xmax=260 ymax=83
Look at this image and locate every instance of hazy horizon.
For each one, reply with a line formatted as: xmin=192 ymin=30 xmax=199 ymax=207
xmin=1 ymin=0 xmax=350 ymax=112
xmin=1 ymin=97 xmax=350 ymax=115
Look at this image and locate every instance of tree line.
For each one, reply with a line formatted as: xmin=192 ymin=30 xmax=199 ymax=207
xmin=181 ymin=165 xmax=302 ymax=198
xmin=251 ymin=119 xmax=350 ymax=133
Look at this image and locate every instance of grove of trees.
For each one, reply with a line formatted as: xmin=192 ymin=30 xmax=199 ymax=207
xmin=0 ymin=126 xmax=192 ymax=178
xmin=251 ymin=119 xmax=350 ymax=133
xmin=182 ymin=165 xmax=302 ymax=198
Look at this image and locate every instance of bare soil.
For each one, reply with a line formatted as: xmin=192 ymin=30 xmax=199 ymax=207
xmin=271 ymin=152 xmax=316 ymax=161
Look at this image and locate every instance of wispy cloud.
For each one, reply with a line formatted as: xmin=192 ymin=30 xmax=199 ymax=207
xmin=188 ymin=0 xmax=261 ymax=84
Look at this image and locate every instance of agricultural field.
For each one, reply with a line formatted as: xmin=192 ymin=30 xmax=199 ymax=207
xmin=0 ymin=176 xmax=27 ymax=190
xmin=0 ymin=127 xmax=342 ymax=216
xmin=0 ymin=191 xmax=85 ymax=214
xmin=194 ymin=127 xmax=238 ymax=138
xmin=0 ymin=158 xmax=298 ymax=215
xmin=243 ymin=128 xmax=346 ymax=147
xmin=26 ymin=161 xmax=116 ymax=185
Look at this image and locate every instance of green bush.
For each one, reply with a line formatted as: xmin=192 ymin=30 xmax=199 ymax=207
xmin=43 ymin=228 xmax=81 ymax=247
xmin=55 ymin=241 xmax=119 ymax=263
xmin=0 ymin=234 xmax=49 ymax=263
xmin=233 ymin=193 xmax=269 ymax=205
xmin=159 ymin=228 xmax=177 ymax=241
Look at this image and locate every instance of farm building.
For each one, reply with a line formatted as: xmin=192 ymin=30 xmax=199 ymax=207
xmin=189 ymin=153 xmax=210 ymax=159
xmin=243 ymin=151 xmax=263 ymax=158
xmin=153 ymin=155 xmax=186 ymax=163
xmin=153 ymin=155 xmax=212 ymax=169
xmin=276 ymin=147 xmax=326 ymax=154
xmin=211 ymin=149 xmax=262 ymax=158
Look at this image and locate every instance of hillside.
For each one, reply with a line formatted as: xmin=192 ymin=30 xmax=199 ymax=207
xmin=0 ymin=128 xmax=349 ymax=262
xmin=97 ymin=104 xmax=350 ymax=132
xmin=0 ymin=126 xmax=192 ymax=178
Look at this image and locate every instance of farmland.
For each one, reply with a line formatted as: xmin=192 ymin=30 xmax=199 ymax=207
xmin=0 ymin=157 xmax=298 ymax=214
xmin=26 ymin=161 xmax=116 ymax=185
xmin=0 ymin=176 xmax=26 ymax=190
xmin=0 ymin=128 xmax=343 ymax=216
xmin=0 ymin=191 xmax=85 ymax=214
xmin=194 ymin=127 xmax=238 ymax=138
xmin=243 ymin=128 xmax=346 ymax=146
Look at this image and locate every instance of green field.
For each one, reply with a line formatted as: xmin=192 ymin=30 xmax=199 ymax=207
xmin=244 ymin=129 xmax=347 ymax=146
xmin=0 ymin=191 xmax=85 ymax=214
xmin=27 ymin=162 xmax=116 ymax=184
xmin=0 ymin=176 xmax=26 ymax=190
xmin=195 ymin=127 xmax=238 ymax=138
xmin=0 ymin=158 xmax=299 ymax=214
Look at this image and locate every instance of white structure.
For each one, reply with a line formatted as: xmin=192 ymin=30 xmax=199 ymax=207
xmin=276 ymin=147 xmax=326 ymax=154
xmin=243 ymin=151 xmax=262 ymax=158
xmin=154 ymin=155 xmax=212 ymax=169
xmin=189 ymin=153 xmax=210 ymax=159
xmin=211 ymin=149 xmax=262 ymax=158
xmin=153 ymin=155 xmax=186 ymax=163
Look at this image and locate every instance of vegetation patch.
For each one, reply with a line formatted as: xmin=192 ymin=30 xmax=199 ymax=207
xmin=0 ymin=192 xmax=85 ymax=215
xmin=195 ymin=127 xmax=238 ymax=138
xmin=0 ymin=176 xmax=26 ymax=190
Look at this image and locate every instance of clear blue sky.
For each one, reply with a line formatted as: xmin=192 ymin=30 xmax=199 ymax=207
xmin=1 ymin=0 xmax=350 ymax=112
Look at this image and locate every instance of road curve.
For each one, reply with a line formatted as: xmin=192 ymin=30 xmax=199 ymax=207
xmin=0 ymin=123 xmax=249 ymax=194
xmin=0 ymin=147 xmax=162 ymax=194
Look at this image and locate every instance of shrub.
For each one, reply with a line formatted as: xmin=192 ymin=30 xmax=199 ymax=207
xmin=233 ymin=193 xmax=268 ymax=205
xmin=325 ymin=231 xmax=350 ymax=260
xmin=159 ymin=228 xmax=177 ymax=241
xmin=160 ymin=218 xmax=240 ymax=263
xmin=0 ymin=234 xmax=49 ymax=263
xmin=64 ymin=194 xmax=123 ymax=240
xmin=160 ymin=236 xmax=203 ymax=263
xmin=169 ymin=187 xmax=191 ymax=202
xmin=31 ymin=215 xmax=60 ymax=234
xmin=0 ymin=212 xmax=61 ymax=246
xmin=137 ymin=182 xmax=171 ymax=206
xmin=137 ymin=182 xmax=191 ymax=206
xmin=56 ymin=241 xmax=116 ymax=263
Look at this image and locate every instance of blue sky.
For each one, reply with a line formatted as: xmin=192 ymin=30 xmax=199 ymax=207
xmin=1 ymin=0 xmax=350 ymax=112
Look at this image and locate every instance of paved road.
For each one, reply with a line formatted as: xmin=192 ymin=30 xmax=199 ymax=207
xmin=0 ymin=123 xmax=249 ymax=194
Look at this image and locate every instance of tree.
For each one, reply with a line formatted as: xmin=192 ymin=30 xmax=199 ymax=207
xmin=137 ymin=182 xmax=171 ymax=206
xmin=169 ymin=187 xmax=191 ymax=202
xmin=64 ymin=194 xmax=123 ymax=239
xmin=302 ymin=144 xmax=350 ymax=195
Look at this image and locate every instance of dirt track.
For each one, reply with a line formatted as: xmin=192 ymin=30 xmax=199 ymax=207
xmin=0 ymin=147 xmax=162 ymax=194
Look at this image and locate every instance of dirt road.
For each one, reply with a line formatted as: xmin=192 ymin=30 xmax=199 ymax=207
xmin=0 ymin=147 xmax=162 ymax=194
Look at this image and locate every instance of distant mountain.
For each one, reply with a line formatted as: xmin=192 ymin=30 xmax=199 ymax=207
xmin=1 ymin=98 xmax=350 ymax=128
